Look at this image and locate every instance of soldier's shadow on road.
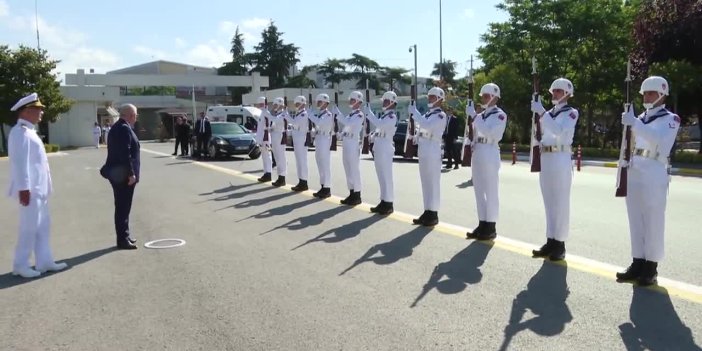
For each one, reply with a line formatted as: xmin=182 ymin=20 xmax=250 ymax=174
xmin=198 ymin=182 xmax=260 ymax=196
xmin=456 ymin=178 xmax=473 ymax=188
xmin=619 ymin=286 xmax=701 ymax=351
xmin=238 ymin=197 xmax=319 ymax=222
xmin=497 ymin=261 xmax=572 ymax=351
xmin=0 ymin=247 xmax=116 ymax=290
xmin=411 ymin=240 xmax=493 ymax=308
xmin=291 ymin=215 xmax=385 ymax=250
xmin=221 ymin=191 xmax=297 ymax=211
xmin=203 ymin=186 xmax=276 ymax=205
xmin=339 ymin=226 xmax=433 ymax=276
xmin=259 ymin=206 xmax=352 ymax=236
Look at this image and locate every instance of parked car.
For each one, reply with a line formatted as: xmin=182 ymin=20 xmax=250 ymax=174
xmin=207 ymin=122 xmax=260 ymax=159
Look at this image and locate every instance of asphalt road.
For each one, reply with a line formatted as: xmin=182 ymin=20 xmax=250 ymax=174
xmin=0 ymin=141 xmax=700 ymax=351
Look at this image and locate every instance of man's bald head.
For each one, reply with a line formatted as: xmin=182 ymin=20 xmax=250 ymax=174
xmin=119 ymin=104 xmax=138 ymax=125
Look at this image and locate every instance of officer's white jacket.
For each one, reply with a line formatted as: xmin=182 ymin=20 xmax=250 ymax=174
xmin=336 ymin=109 xmax=365 ymax=138
xmin=93 ymin=126 xmax=102 ymax=135
xmin=414 ymin=107 xmax=447 ymax=145
xmin=266 ymin=110 xmax=287 ymax=134
xmin=540 ymin=103 xmax=579 ymax=146
xmin=6 ymin=119 xmax=52 ymax=199
xmin=366 ymin=109 xmax=398 ymax=141
xmin=255 ymin=111 xmax=270 ymax=144
xmin=308 ymin=109 xmax=334 ymax=136
xmin=283 ymin=109 xmax=309 ymax=136
xmin=631 ymin=105 xmax=680 ymax=165
xmin=473 ymin=106 xmax=507 ymax=145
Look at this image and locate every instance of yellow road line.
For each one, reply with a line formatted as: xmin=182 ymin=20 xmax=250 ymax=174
xmin=143 ymin=148 xmax=702 ymax=304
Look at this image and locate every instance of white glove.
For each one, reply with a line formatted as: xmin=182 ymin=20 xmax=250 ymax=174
xmin=332 ymin=105 xmax=342 ymax=116
xmin=621 ymin=104 xmax=637 ymax=126
xmin=530 ymin=96 xmax=546 ymax=115
xmin=408 ymin=105 xmax=421 ymax=118
xmin=618 ymin=159 xmax=629 ymax=168
xmin=465 ymin=101 xmax=477 ymax=118
xmin=363 ymin=104 xmax=372 ymax=115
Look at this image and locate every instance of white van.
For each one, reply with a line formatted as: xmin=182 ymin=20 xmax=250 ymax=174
xmin=206 ymin=105 xmax=262 ymax=132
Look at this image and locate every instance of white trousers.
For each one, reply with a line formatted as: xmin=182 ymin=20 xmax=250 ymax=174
xmin=93 ymin=134 xmax=100 ymax=147
xmin=14 ymin=196 xmax=55 ymax=270
xmin=472 ymin=144 xmax=501 ymax=222
xmin=292 ymin=133 xmax=308 ymax=181
xmin=314 ymin=136 xmax=332 ymax=187
xmin=539 ymin=152 xmax=573 ymax=241
xmin=342 ymin=140 xmax=362 ymax=191
xmin=626 ymin=158 xmax=668 ymax=262
xmin=270 ymin=132 xmax=287 ymax=177
xmin=418 ymin=142 xmax=442 ymax=211
xmin=260 ymin=145 xmax=272 ymax=173
xmin=372 ymin=140 xmax=394 ymax=202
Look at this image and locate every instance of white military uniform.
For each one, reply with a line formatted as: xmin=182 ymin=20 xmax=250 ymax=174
xmin=626 ymin=105 xmax=679 ymax=262
xmin=266 ymin=109 xmax=288 ymax=177
xmin=471 ymin=106 xmax=507 ymax=222
xmin=283 ymin=109 xmax=309 ymax=181
xmin=335 ymin=108 xmax=364 ymax=192
xmin=538 ymin=103 xmax=579 ymax=241
xmin=255 ymin=113 xmax=273 ymax=174
xmin=308 ymin=108 xmax=334 ymax=188
xmin=93 ymin=125 xmax=102 ymax=148
xmin=7 ymin=118 xmax=58 ymax=275
xmin=366 ymin=108 xmax=397 ymax=203
xmin=410 ymin=106 xmax=447 ymax=211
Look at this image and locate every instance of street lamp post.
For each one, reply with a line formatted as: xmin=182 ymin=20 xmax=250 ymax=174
xmin=439 ymin=0 xmax=443 ymax=81
xmin=408 ymin=44 xmax=418 ymax=87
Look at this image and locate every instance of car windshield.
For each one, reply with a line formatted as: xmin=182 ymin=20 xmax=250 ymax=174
xmin=211 ymin=123 xmax=246 ymax=135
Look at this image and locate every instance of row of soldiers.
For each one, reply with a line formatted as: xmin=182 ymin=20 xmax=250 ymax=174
xmin=250 ymin=75 xmax=679 ymax=287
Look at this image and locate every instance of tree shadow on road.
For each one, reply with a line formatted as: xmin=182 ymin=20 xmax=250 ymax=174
xmin=411 ymin=240 xmax=493 ymax=307
xmin=0 ymin=247 xmax=116 ymax=290
xmin=339 ymin=226 xmax=432 ymax=276
xmin=291 ymin=215 xmax=385 ymax=250
xmin=238 ymin=198 xmax=319 ymax=222
xmin=619 ymin=286 xmax=701 ymax=351
xmin=498 ymin=261 xmax=572 ymax=351
xmin=259 ymin=206 xmax=352 ymax=236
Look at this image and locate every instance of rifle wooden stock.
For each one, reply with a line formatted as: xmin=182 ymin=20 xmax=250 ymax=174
xmin=461 ymin=82 xmax=475 ymax=167
xmin=404 ymin=85 xmax=418 ymax=158
xmin=615 ymin=126 xmax=631 ymax=197
xmin=530 ymin=72 xmax=542 ymax=173
xmin=331 ymin=92 xmax=339 ymax=151
xmin=263 ymin=98 xmax=270 ymax=143
xmin=362 ymin=88 xmax=371 ymax=154
xmin=282 ymin=96 xmax=289 ymax=145
xmin=305 ymin=93 xmax=313 ymax=147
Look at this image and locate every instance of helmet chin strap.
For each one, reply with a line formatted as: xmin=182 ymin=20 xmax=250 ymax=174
xmin=480 ymin=96 xmax=496 ymax=109
xmin=428 ymin=97 xmax=443 ymax=108
xmin=643 ymin=93 xmax=664 ymax=110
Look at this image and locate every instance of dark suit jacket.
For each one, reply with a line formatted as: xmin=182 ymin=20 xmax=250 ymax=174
xmin=101 ymin=118 xmax=141 ymax=183
xmin=444 ymin=115 xmax=459 ymax=141
xmin=194 ymin=118 xmax=212 ymax=137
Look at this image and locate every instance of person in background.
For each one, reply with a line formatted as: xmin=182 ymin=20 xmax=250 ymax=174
xmin=93 ymin=122 xmax=102 ymax=148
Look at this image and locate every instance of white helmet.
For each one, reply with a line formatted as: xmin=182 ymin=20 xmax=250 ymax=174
xmin=315 ymin=93 xmax=330 ymax=104
xmin=294 ymin=95 xmax=307 ymax=105
xmin=549 ymin=78 xmax=574 ymax=97
xmin=381 ymin=91 xmax=398 ymax=104
xmin=348 ymin=91 xmax=364 ymax=103
xmin=427 ymin=87 xmax=445 ymax=100
xmin=272 ymin=97 xmax=285 ymax=107
xmin=639 ymin=76 xmax=669 ymax=96
xmin=256 ymin=96 xmax=266 ymax=105
xmin=479 ymin=83 xmax=501 ymax=98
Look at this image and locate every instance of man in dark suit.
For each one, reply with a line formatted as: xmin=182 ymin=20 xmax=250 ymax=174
xmin=101 ymin=104 xmax=141 ymax=250
xmin=443 ymin=113 xmax=460 ymax=169
xmin=194 ymin=112 xmax=211 ymax=159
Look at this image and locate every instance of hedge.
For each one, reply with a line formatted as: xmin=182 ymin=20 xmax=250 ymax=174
xmin=501 ymin=144 xmax=701 ymax=164
xmin=44 ymin=144 xmax=60 ymax=153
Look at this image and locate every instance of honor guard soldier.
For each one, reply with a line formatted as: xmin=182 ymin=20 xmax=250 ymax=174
xmin=254 ymin=97 xmax=273 ymax=182
xmin=407 ymin=87 xmax=448 ymax=226
xmin=332 ymin=91 xmax=365 ymax=206
xmin=617 ymin=76 xmax=679 ymax=286
xmin=530 ymin=78 xmax=579 ymax=261
xmin=308 ymin=94 xmax=334 ymax=198
xmin=263 ymin=97 xmax=288 ymax=187
xmin=7 ymin=93 xmax=67 ymax=278
xmin=284 ymin=96 xmax=310 ymax=192
xmin=364 ymin=91 xmax=398 ymax=215
xmin=465 ymin=83 xmax=507 ymax=240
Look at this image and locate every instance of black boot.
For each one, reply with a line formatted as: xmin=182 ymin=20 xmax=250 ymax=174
xmin=549 ymin=240 xmax=566 ymax=261
xmin=340 ymin=190 xmax=354 ymax=205
xmin=467 ymin=221 xmax=486 ymax=239
xmin=476 ymin=222 xmax=497 ymax=241
xmin=315 ymin=187 xmax=331 ymax=199
xmin=257 ymin=172 xmax=272 ymax=182
xmin=637 ymin=260 xmax=658 ymax=286
xmin=616 ymin=258 xmax=645 ymax=282
xmin=346 ymin=191 xmax=362 ymax=206
xmin=532 ymin=238 xmax=555 ymax=257
xmin=370 ymin=201 xmax=383 ymax=213
xmin=413 ymin=211 xmax=429 ymax=225
xmin=291 ymin=180 xmax=308 ymax=192
xmin=422 ymin=211 xmax=439 ymax=227
xmin=377 ymin=201 xmax=394 ymax=215
xmin=272 ymin=176 xmax=286 ymax=187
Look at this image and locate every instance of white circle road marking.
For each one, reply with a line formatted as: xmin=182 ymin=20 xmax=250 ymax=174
xmin=144 ymin=238 xmax=186 ymax=249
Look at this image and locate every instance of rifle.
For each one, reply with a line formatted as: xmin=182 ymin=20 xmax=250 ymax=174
xmin=362 ymin=79 xmax=372 ymax=155
xmin=282 ymin=96 xmax=289 ymax=146
xmin=404 ymin=85 xmax=418 ymax=158
xmin=530 ymin=56 xmax=542 ymax=173
xmin=263 ymin=97 xmax=270 ymax=145
xmin=306 ymin=90 xmax=314 ymax=147
xmin=331 ymin=91 xmax=339 ymax=151
xmin=461 ymin=56 xmax=475 ymax=167
xmin=615 ymin=61 xmax=633 ymax=197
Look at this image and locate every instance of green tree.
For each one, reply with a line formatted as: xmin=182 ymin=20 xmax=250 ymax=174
xmin=247 ymin=21 xmax=300 ymax=89
xmin=431 ymin=60 xmax=458 ymax=85
xmin=379 ymin=67 xmax=411 ymax=92
xmin=285 ymin=65 xmax=317 ymax=88
xmin=218 ymin=26 xmax=251 ymax=105
xmin=343 ymin=54 xmax=381 ymax=90
xmin=317 ymin=58 xmax=347 ymax=88
xmin=0 ymin=45 xmax=72 ymax=152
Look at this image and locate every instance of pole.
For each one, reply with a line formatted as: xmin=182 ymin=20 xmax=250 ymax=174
xmin=413 ymin=45 xmax=418 ymax=87
xmin=439 ymin=0 xmax=443 ymax=81
xmin=577 ymin=145 xmax=582 ymax=171
xmin=191 ymin=83 xmax=196 ymax=124
xmin=512 ymin=142 xmax=517 ymax=165
xmin=35 ymin=0 xmax=41 ymax=50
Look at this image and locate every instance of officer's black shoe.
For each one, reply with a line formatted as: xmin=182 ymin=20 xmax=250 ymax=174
xmin=272 ymin=176 xmax=286 ymax=187
xmin=637 ymin=261 xmax=658 ymax=287
xmin=127 ymin=237 xmax=137 ymax=244
xmin=616 ymin=258 xmax=645 ymax=282
xmin=549 ymin=240 xmax=566 ymax=261
xmin=413 ymin=211 xmax=429 ymax=225
xmin=421 ymin=211 xmax=439 ymax=227
xmin=466 ymin=221 xmax=486 ymax=239
xmin=453 ymin=164 xmax=459 ymax=169
xmin=377 ymin=202 xmax=394 ymax=215
xmin=340 ymin=190 xmax=354 ymax=205
xmin=346 ymin=192 xmax=362 ymax=206
xmin=476 ymin=222 xmax=497 ymax=241
xmin=116 ymin=240 xmax=137 ymax=250
xmin=319 ymin=187 xmax=331 ymax=198
xmin=257 ymin=172 xmax=272 ymax=182
xmin=532 ymin=238 xmax=555 ymax=257
xmin=291 ymin=180 xmax=308 ymax=192
xmin=172 ymin=152 xmax=177 ymax=156
xmin=370 ymin=201 xmax=382 ymax=213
